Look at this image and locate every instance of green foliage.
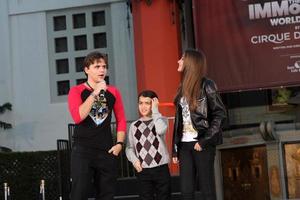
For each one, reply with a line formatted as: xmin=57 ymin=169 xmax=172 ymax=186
xmin=0 ymin=102 xmax=12 ymax=113
xmin=0 ymin=102 xmax=12 ymax=129
xmin=273 ymin=88 xmax=292 ymax=105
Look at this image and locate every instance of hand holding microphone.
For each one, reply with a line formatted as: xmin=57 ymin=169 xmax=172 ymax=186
xmin=93 ymin=80 xmax=107 ymax=96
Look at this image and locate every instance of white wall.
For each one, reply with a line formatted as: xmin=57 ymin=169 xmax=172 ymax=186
xmin=0 ymin=0 xmax=14 ymax=149
xmin=110 ymin=3 xmax=138 ymax=121
xmin=0 ymin=0 xmax=137 ymax=151
xmin=1 ymin=11 xmax=73 ymax=151
xmin=0 ymin=0 xmax=12 ymax=107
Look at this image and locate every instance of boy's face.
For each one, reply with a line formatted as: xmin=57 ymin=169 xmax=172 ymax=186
xmin=138 ymin=96 xmax=152 ymax=117
xmin=84 ymin=58 xmax=107 ymax=83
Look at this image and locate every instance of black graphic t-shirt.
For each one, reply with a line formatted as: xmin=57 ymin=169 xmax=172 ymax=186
xmin=68 ymin=83 xmax=126 ymax=150
xmin=89 ymin=93 xmax=109 ymax=126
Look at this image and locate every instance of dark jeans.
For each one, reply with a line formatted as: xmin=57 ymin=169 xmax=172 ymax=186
xmin=136 ymin=164 xmax=171 ymax=200
xmin=70 ymin=145 xmax=118 ymax=200
xmin=179 ymin=142 xmax=216 ymax=200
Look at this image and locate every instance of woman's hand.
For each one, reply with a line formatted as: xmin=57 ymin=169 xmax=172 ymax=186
xmin=172 ymin=157 xmax=179 ymax=164
xmin=194 ymin=142 xmax=203 ymax=151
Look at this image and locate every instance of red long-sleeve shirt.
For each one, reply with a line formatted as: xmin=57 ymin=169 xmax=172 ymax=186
xmin=68 ymin=83 xmax=126 ymax=150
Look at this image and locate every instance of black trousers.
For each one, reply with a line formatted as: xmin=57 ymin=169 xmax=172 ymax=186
xmin=70 ymin=145 xmax=118 ymax=200
xmin=136 ymin=164 xmax=171 ymax=200
xmin=178 ymin=142 xmax=216 ymax=200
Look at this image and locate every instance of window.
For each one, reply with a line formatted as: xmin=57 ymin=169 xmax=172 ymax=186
xmin=282 ymin=142 xmax=300 ymax=199
xmin=53 ymin=16 xmax=66 ymax=31
xmin=75 ymin=57 xmax=85 ymax=72
xmin=92 ymin=11 xmax=105 ymax=26
xmin=74 ymin=35 xmax=87 ymax=50
xmin=56 ymin=59 xmax=69 ymax=74
xmin=47 ymin=5 xmax=112 ymax=102
xmin=94 ymin=33 xmax=107 ymax=48
xmin=73 ymin=13 xmax=86 ymax=29
xmin=55 ymin=37 xmax=68 ymax=53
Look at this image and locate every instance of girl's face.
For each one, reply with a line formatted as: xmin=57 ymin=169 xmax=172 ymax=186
xmin=177 ymin=55 xmax=184 ymax=72
xmin=138 ymin=96 xmax=152 ymax=117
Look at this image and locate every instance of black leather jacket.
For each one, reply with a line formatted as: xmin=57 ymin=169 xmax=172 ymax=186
xmin=172 ymin=77 xmax=227 ymax=157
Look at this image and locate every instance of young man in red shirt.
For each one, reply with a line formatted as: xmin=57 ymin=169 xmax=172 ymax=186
xmin=68 ymin=51 xmax=126 ymax=200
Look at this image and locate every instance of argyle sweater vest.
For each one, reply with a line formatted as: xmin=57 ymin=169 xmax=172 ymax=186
xmin=130 ymin=119 xmax=169 ymax=168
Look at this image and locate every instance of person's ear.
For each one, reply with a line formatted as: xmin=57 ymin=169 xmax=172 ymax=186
xmin=84 ymin=66 xmax=89 ymax=74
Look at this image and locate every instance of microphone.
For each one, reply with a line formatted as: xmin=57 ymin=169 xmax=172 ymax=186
xmin=94 ymin=80 xmax=106 ymax=104
xmin=100 ymin=80 xmax=106 ymax=96
xmin=100 ymin=89 xmax=105 ymax=97
xmin=99 ymin=89 xmax=105 ymax=102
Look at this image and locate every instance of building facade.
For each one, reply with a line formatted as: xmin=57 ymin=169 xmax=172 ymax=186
xmin=0 ymin=0 xmax=138 ymax=151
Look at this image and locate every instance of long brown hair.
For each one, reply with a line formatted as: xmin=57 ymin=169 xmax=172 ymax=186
xmin=178 ymin=49 xmax=207 ymax=111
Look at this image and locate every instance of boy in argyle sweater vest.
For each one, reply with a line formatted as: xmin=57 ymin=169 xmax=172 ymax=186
xmin=126 ymin=90 xmax=171 ymax=200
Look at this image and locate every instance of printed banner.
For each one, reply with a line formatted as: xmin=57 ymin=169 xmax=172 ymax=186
xmin=193 ymin=0 xmax=300 ymax=92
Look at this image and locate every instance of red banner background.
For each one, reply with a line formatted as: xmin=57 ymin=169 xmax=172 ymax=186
xmin=193 ymin=0 xmax=300 ymax=92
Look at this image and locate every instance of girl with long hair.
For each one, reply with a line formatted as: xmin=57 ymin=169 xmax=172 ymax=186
xmin=172 ymin=49 xmax=226 ymax=200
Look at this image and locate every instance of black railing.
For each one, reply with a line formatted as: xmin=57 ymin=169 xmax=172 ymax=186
xmin=0 ymin=151 xmax=59 ymax=200
xmin=57 ymin=139 xmax=71 ymax=200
